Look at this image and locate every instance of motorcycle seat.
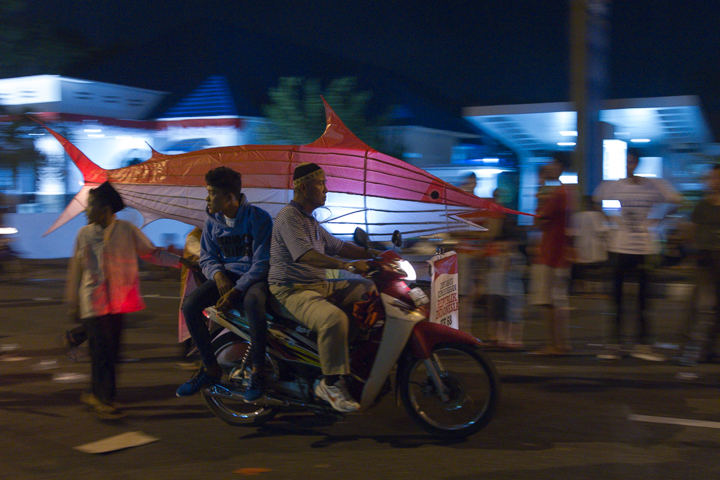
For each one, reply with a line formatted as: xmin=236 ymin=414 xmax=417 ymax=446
xmin=266 ymin=295 xmax=318 ymax=342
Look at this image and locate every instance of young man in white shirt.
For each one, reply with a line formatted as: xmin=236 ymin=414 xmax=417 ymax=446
xmin=593 ymin=148 xmax=682 ymax=360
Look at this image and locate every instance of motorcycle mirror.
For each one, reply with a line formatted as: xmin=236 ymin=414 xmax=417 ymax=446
xmin=391 ymin=230 xmax=403 ymax=248
xmin=353 ymin=227 xmax=369 ymax=248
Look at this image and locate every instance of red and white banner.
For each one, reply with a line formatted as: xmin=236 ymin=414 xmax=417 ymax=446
xmin=428 ymin=251 xmax=459 ymax=329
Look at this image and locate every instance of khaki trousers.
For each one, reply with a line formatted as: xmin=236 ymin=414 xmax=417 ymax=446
xmin=270 ymin=279 xmax=376 ymax=376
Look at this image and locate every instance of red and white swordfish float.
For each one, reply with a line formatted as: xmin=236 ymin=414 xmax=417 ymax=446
xmin=40 ymin=99 xmax=527 ymax=238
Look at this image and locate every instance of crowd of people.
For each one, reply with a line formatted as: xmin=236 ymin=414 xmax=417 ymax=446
xmin=63 ymin=153 xmax=720 ymax=420
xmin=457 ymin=149 xmax=720 ymax=366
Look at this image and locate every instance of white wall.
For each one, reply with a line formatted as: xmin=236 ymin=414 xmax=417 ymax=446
xmin=6 ymin=211 xmax=194 ymax=259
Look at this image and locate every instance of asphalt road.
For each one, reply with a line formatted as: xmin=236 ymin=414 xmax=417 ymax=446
xmin=0 ymin=263 xmax=719 ymax=480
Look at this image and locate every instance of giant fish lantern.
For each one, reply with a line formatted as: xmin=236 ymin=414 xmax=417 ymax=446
xmin=41 ymin=98 xmax=529 ymax=239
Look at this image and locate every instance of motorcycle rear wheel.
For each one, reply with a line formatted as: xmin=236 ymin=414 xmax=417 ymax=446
xmin=202 ymin=331 xmax=280 ymax=426
xmin=398 ymin=343 xmax=499 ymax=438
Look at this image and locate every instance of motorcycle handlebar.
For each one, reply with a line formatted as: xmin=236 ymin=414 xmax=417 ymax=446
xmin=364 ymin=258 xmax=385 ymax=277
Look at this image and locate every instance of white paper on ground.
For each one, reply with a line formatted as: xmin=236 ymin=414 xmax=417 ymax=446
xmin=31 ymin=359 xmax=59 ymax=370
xmin=74 ymin=431 xmax=159 ymax=454
xmin=0 ymin=354 xmax=30 ymax=362
xmin=51 ymin=372 xmax=90 ymax=383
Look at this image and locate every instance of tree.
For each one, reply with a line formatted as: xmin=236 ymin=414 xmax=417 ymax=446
xmin=0 ymin=0 xmax=90 ymax=78
xmin=259 ymin=77 xmax=388 ymax=150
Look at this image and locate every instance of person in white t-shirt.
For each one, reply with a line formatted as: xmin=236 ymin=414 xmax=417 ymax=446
xmin=570 ymin=196 xmax=610 ymax=294
xmin=592 ymin=148 xmax=682 ymax=361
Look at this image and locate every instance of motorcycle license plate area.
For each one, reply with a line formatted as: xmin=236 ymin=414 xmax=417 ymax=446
xmin=408 ymin=287 xmax=429 ymax=307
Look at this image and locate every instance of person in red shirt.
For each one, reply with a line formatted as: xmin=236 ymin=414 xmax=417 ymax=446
xmin=529 ymin=153 xmax=574 ymax=355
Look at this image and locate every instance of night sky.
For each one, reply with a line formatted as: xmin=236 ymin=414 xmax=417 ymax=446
xmin=25 ymin=0 xmax=720 ymax=130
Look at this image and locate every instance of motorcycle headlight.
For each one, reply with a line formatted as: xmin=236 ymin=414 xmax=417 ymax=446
xmin=396 ymin=259 xmax=417 ymax=281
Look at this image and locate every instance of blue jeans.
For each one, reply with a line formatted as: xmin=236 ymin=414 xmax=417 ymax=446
xmin=182 ymin=277 xmax=268 ymax=369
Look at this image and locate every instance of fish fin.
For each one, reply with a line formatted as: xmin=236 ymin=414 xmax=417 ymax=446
xmin=42 ymin=185 xmax=96 ymax=236
xmin=447 ymin=214 xmax=490 ymax=232
xmin=147 ymin=144 xmax=171 ymax=161
xmin=305 ymin=97 xmax=372 ymax=151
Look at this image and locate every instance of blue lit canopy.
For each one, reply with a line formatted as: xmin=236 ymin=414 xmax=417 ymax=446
xmin=463 ymin=96 xmax=713 ymax=157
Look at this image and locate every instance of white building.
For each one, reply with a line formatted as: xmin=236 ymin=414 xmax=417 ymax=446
xmin=0 ymin=75 xmax=266 ymax=258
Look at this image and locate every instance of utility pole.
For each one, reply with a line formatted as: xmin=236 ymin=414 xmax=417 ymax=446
xmin=570 ymin=0 xmax=610 ymax=195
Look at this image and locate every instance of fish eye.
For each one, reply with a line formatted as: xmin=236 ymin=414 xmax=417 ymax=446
xmin=430 ymin=191 xmax=440 ymax=200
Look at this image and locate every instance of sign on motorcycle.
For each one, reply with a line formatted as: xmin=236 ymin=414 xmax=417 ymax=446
xmin=428 ymin=251 xmax=459 ymax=329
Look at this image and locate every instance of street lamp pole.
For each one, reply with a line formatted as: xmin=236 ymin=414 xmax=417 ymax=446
xmin=570 ymin=0 xmax=610 ymax=196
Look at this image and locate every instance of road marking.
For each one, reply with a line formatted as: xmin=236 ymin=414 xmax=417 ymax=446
xmin=628 ymin=414 xmax=720 ymax=429
xmin=0 ymin=298 xmax=55 ymax=304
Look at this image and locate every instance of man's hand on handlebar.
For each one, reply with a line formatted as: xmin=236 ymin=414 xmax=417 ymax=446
xmin=344 ymin=259 xmax=373 ymax=274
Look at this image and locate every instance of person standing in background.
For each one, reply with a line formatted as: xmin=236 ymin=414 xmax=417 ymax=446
xmin=683 ymin=164 xmax=720 ymax=364
xmin=593 ymin=148 xmax=682 ymax=361
xmin=529 ymin=153 xmax=574 ymax=355
xmin=570 ymin=196 xmax=610 ymax=295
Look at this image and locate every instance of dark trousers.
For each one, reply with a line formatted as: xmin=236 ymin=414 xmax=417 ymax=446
xmin=182 ymin=278 xmax=268 ymax=369
xmin=696 ymin=251 xmax=720 ymax=356
xmin=86 ymin=313 xmax=123 ymax=403
xmin=613 ymin=253 xmax=650 ymax=344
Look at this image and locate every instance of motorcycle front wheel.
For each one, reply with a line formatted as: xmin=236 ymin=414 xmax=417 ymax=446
xmin=202 ymin=331 xmax=280 ymax=426
xmin=398 ymin=343 xmax=499 ymax=438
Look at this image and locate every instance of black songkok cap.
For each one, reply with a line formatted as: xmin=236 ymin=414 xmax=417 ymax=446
xmin=91 ymin=181 xmax=125 ymax=214
xmin=292 ymin=163 xmax=324 ymax=187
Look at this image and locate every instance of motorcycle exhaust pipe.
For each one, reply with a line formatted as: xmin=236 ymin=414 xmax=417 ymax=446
xmin=204 ymin=383 xmax=321 ymax=409
xmin=204 ymin=384 xmax=290 ymax=406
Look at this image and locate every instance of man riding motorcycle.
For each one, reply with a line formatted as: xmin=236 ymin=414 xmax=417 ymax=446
xmin=268 ymin=162 xmax=381 ymax=413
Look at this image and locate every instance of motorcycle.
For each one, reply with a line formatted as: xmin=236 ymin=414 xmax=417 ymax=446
xmin=200 ymin=229 xmax=499 ymax=438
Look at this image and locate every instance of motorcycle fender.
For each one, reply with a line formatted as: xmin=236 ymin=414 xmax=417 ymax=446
xmin=409 ymin=322 xmax=482 ymax=359
xmin=359 ymin=314 xmax=420 ymax=409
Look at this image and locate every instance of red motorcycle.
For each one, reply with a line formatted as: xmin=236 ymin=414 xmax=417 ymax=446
xmin=201 ymin=229 xmax=499 ymax=438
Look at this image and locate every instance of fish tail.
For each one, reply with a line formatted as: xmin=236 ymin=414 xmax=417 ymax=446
xmin=33 ymin=120 xmax=107 ymax=184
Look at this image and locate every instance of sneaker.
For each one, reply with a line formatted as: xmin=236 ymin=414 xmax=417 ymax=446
xmin=62 ymin=331 xmax=88 ymax=362
xmin=630 ymin=344 xmax=665 ymax=362
xmin=80 ymin=392 xmax=125 ymax=419
xmin=176 ymin=367 xmax=221 ymax=397
xmin=66 ymin=346 xmax=89 ymax=362
xmin=597 ymin=344 xmax=623 ymax=360
xmin=243 ymin=372 xmax=265 ymax=402
xmin=675 ymin=344 xmax=701 ymax=366
xmin=314 ymin=377 xmax=360 ymax=413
